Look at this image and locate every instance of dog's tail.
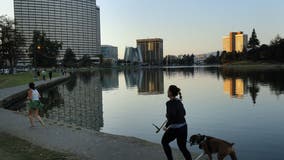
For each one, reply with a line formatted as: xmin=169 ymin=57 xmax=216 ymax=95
xmin=230 ymin=150 xmax=237 ymax=160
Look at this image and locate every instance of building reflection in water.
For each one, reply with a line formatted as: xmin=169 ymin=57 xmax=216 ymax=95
xmin=100 ymin=69 xmax=119 ymax=91
xmin=223 ymin=78 xmax=247 ymax=98
xmin=138 ymin=69 xmax=164 ymax=95
xmin=164 ymin=67 xmax=195 ymax=78
xmin=41 ymin=72 xmax=103 ymax=131
xmin=124 ymin=69 xmax=140 ymax=88
xmin=124 ymin=69 xmax=164 ymax=95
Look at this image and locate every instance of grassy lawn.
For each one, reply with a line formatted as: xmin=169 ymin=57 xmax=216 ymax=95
xmin=0 ymin=133 xmax=79 ymax=160
xmin=0 ymin=72 xmax=60 ymax=89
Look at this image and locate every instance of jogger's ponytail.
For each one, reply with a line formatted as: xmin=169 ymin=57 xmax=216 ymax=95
xmin=178 ymin=92 xmax=183 ymax=101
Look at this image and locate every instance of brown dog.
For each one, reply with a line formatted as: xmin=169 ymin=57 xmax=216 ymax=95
xmin=189 ymin=134 xmax=237 ymax=160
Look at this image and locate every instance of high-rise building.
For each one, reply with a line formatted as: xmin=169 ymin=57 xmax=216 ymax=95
xmin=235 ymin=33 xmax=248 ymax=52
xmin=137 ymin=38 xmax=163 ymax=65
xmin=124 ymin=47 xmax=143 ymax=63
xmin=223 ymin=32 xmax=248 ymax=53
xmin=101 ymin=45 xmax=118 ymax=61
xmin=14 ymin=0 xmax=101 ymax=66
xmin=96 ymin=6 xmax=101 ymax=55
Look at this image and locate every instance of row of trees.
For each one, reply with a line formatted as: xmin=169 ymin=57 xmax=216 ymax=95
xmin=0 ymin=16 xmax=25 ymax=72
xmin=1 ymin=15 xmax=98 ymax=70
xmin=0 ymin=16 xmax=64 ymax=70
xmin=205 ymin=29 xmax=284 ymax=64
xmin=62 ymin=48 xmax=101 ymax=67
xmin=30 ymin=30 xmax=62 ymax=67
xmin=163 ymin=54 xmax=195 ymax=66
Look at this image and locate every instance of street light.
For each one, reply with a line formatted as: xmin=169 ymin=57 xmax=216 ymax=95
xmin=33 ymin=45 xmax=41 ymax=80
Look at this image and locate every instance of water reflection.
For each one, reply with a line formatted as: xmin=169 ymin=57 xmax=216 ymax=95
xmin=164 ymin=67 xmax=195 ymax=78
xmin=138 ymin=69 xmax=164 ymax=95
xmin=12 ymin=67 xmax=284 ymax=159
xmin=219 ymin=68 xmax=284 ymax=103
xmin=41 ymin=71 xmax=103 ymax=131
xmin=65 ymin=74 xmax=77 ymax=92
xmin=124 ymin=69 xmax=140 ymax=88
xmin=124 ymin=69 xmax=164 ymax=95
xmin=223 ymin=78 xmax=246 ymax=99
xmin=100 ymin=69 xmax=119 ymax=91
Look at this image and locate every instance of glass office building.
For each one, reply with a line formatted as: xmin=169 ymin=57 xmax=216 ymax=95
xmin=14 ymin=0 xmax=101 ymax=66
xmin=124 ymin=47 xmax=143 ymax=63
xmin=101 ymin=45 xmax=118 ymax=61
xmin=137 ymin=38 xmax=163 ymax=65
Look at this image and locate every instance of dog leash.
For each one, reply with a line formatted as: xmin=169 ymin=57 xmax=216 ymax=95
xmin=194 ymin=153 xmax=205 ymax=160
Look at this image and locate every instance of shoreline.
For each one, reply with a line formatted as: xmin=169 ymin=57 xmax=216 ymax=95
xmin=0 ymin=75 xmax=204 ymax=160
xmin=221 ymin=63 xmax=284 ymax=71
xmin=0 ymin=76 xmax=70 ymax=109
xmin=0 ymin=109 xmax=203 ymax=160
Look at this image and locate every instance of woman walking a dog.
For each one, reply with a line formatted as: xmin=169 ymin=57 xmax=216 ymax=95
xmin=162 ymin=85 xmax=192 ymax=160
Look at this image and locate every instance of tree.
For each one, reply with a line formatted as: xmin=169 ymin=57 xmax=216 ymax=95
xmin=0 ymin=16 xmax=25 ymax=73
xmin=270 ymin=34 xmax=282 ymax=46
xmin=78 ymin=55 xmax=92 ymax=67
xmin=29 ymin=30 xmax=62 ymax=67
xmin=0 ymin=53 xmax=4 ymax=70
xmin=62 ymin=48 xmax=77 ymax=67
xmin=204 ymin=55 xmax=218 ymax=64
xmin=248 ymin=28 xmax=260 ymax=49
xmin=95 ymin=54 xmax=103 ymax=64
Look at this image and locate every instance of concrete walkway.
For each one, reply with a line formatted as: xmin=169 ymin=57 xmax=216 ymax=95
xmin=0 ymin=76 xmax=69 ymax=108
xmin=0 ymin=109 xmax=205 ymax=160
xmin=0 ymin=76 xmax=205 ymax=160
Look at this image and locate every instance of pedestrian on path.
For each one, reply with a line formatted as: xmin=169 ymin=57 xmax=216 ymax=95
xmin=161 ymin=85 xmax=192 ymax=160
xmin=48 ymin=70 xmax=53 ymax=80
xmin=41 ymin=70 xmax=46 ymax=81
xmin=27 ymin=82 xmax=45 ymax=127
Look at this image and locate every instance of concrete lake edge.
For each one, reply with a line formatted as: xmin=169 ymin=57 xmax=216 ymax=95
xmin=0 ymin=75 xmax=205 ymax=160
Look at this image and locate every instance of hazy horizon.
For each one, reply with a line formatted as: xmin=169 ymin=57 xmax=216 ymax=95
xmin=1 ymin=0 xmax=283 ymax=58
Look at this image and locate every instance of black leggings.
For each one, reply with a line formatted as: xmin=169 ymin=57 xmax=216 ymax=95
xmin=161 ymin=125 xmax=192 ymax=160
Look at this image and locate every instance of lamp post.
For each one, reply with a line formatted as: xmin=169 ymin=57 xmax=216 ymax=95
xmin=33 ymin=45 xmax=41 ymax=80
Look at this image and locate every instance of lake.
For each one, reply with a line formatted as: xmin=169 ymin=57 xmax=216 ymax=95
xmin=19 ymin=67 xmax=284 ymax=159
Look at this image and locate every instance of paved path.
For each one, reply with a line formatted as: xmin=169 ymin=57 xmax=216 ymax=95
xmin=0 ymin=76 xmax=205 ymax=160
xmin=0 ymin=109 xmax=206 ymax=160
xmin=0 ymin=76 xmax=68 ymax=103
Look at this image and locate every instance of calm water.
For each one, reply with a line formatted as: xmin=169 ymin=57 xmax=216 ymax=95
xmin=20 ymin=67 xmax=284 ymax=159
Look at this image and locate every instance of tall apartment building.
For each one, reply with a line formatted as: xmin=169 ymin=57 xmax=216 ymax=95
xmin=137 ymin=38 xmax=163 ymax=65
xmin=14 ymin=0 xmax=101 ymax=66
xmin=223 ymin=32 xmax=248 ymax=53
xmin=96 ymin=6 xmax=101 ymax=55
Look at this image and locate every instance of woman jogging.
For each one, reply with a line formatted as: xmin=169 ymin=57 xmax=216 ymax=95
xmin=162 ymin=85 xmax=192 ymax=160
xmin=27 ymin=82 xmax=45 ymax=127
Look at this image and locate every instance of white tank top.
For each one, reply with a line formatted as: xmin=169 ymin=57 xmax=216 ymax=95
xmin=31 ymin=89 xmax=40 ymax=100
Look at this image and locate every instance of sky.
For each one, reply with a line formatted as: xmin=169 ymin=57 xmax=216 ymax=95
xmin=1 ymin=0 xmax=284 ymax=58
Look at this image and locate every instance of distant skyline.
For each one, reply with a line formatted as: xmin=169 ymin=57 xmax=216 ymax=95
xmin=1 ymin=0 xmax=284 ymax=58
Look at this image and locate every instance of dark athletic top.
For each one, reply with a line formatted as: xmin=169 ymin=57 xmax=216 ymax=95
xmin=165 ymin=98 xmax=186 ymax=128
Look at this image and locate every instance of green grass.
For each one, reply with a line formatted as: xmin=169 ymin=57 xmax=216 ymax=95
xmin=0 ymin=133 xmax=79 ymax=160
xmin=0 ymin=72 xmax=60 ymax=89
